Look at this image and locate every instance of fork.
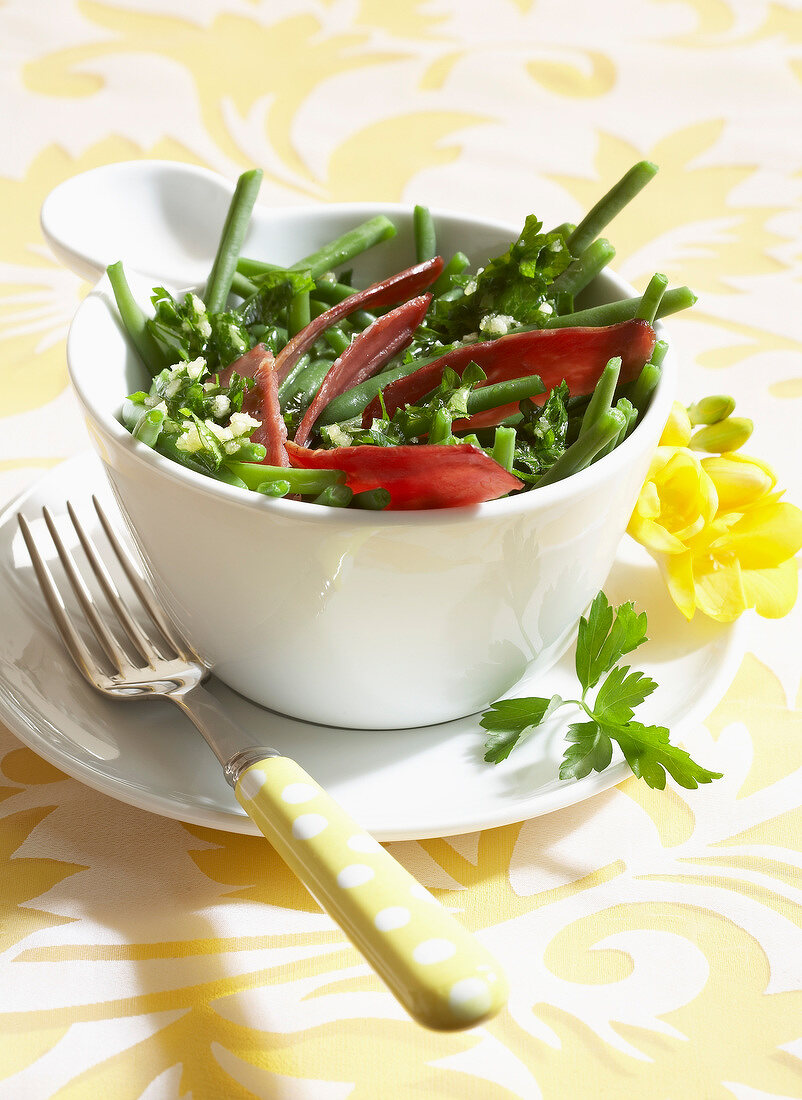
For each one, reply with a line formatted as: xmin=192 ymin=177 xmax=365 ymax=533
xmin=17 ymin=496 xmax=507 ymax=1031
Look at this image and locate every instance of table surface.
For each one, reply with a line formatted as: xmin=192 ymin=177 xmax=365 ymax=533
xmin=1 ymin=2 xmax=801 ymax=1098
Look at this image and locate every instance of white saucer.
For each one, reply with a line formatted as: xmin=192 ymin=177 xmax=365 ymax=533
xmin=0 ymin=454 xmax=742 ymax=840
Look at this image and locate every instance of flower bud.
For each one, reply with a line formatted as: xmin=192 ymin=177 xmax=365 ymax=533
xmin=687 ymin=395 xmax=736 ymax=426
xmin=690 ymin=417 xmax=753 ymax=454
xmin=660 ymin=402 xmax=692 ymax=447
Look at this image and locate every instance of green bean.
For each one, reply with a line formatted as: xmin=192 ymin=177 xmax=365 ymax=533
xmin=282 ymin=356 xmax=334 ymax=411
xmin=649 ymin=339 xmax=668 ymax=368
xmin=492 ymin=426 xmax=516 ymax=472
xmin=619 ymin=397 xmax=638 ymax=438
xmin=288 ymin=216 xmax=397 ymax=279
xmin=250 ymin=321 xmax=288 ymax=349
xmin=228 ymin=441 xmax=267 ymax=463
xmin=257 ymin=479 xmax=291 ymax=498
xmin=567 ymin=161 xmax=658 ymax=255
xmin=235 ymin=213 xmax=396 ymax=283
xmin=311 ymin=283 xmax=377 ymax=328
xmin=630 ymin=361 xmax=662 ymax=415
xmin=227 ymin=461 xmax=345 ymax=495
xmin=465 ymin=415 xmax=523 ymax=447
xmin=310 ymin=296 xmax=336 ymax=317
xmin=107 ymin=261 xmax=166 ymax=375
xmin=596 ymin=397 xmax=637 ymax=459
xmin=465 ymin=374 xmax=545 ymax=415
xmin=554 ymin=290 xmax=574 ymax=315
xmin=277 ymin=352 xmax=312 ymax=406
xmin=131 ymin=405 xmax=167 ymax=448
xmin=236 ymin=257 xmax=283 ymax=278
xmin=543 ymin=286 xmax=696 ymax=329
xmin=579 ymin=356 xmax=621 ymax=440
xmin=287 ymin=290 xmax=311 ymax=337
xmin=636 ymin=273 xmax=668 ymax=325
xmin=205 ymin=168 xmax=263 ymax=314
xmin=214 ymin=467 xmax=248 ymax=490
xmin=343 ymin=307 xmax=376 ymax=330
xmin=121 ymin=395 xmax=147 ymax=433
xmin=323 ymin=325 xmax=351 ymax=357
xmin=312 ymin=280 xmax=355 ymax=304
xmin=313 ymin=484 xmax=353 ymax=508
xmin=550 ymin=238 xmax=615 ymax=299
xmin=428 ymin=408 xmax=452 ymax=445
xmin=316 ymin=351 xmax=446 ymax=426
xmin=231 ymin=271 xmax=259 ymax=299
xmin=308 ymin=288 xmax=369 ymax=339
xmin=549 ymin=221 xmax=576 ymax=239
xmin=413 ymin=204 xmax=437 ymax=263
xmin=352 ymin=488 xmax=391 ymax=510
xmin=431 ymin=251 xmax=470 ymax=296
xmin=536 ymin=408 xmax=625 ymax=487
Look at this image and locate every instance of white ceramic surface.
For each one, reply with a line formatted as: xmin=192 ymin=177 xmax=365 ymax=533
xmin=1 ymin=456 xmax=740 ymax=841
xmin=59 ymin=162 xmax=677 ymax=728
xmin=40 ymin=159 xmax=237 ymax=286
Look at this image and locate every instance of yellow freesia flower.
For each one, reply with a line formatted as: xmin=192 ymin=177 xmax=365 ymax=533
xmin=628 ymin=446 xmax=717 ymax=555
xmin=700 ymin=452 xmax=775 ymax=512
xmin=629 ymin=398 xmax=802 ymax=623
xmin=659 ymin=401 xmax=692 ymax=447
xmin=663 ymin=502 xmax=802 ymax=622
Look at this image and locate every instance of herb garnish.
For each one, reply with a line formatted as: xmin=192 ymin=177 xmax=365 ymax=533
xmin=430 ymin=216 xmax=574 ymax=341
xmin=481 ymin=592 xmax=722 ymax=790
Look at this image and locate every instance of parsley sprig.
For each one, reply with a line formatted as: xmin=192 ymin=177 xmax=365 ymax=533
xmin=429 ymin=216 xmax=574 ymax=341
xmin=481 ymin=592 xmax=722 ymax=790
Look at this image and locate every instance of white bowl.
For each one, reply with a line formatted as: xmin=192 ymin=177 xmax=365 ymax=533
xmin=67 ymin=201 xmax=675 ymax=729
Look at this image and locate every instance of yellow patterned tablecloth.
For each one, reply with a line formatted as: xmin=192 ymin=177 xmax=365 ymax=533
xmin=2 ymin=2 xmax=801 ymax=1097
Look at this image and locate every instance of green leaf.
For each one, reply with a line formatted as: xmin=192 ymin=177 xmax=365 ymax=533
xmin=575 ymin=594 xmax=648 ymax=693
xmin=594 ymin=601 xmax=648 ymax=681
xmin=481 ymin=695 xmax=563 ymax=763
xmin=147 ymin=288 xmax=213 ymax=365
xmin=512 ymin=381 xmax=569 ymax=482
xmin=480 ymin=695 xmax=560 ymax=733
xmin=559 ymin=721 xmax=613 ymax=780
xmin=481 ymin=587 xmax=722 ymax=794
xmin=575 ymin=591 xmax=614 ymax=693
xmin=209 ymin=311 xmax=251 ymax=369
xmin=428 ymin=217 xmax=574 ymax=342
xmin=187 ymin=412 xmax=223 ymax=472
xmin=600 ymin=719 xmax=722 ymax=791
xmin=594 ymin=665 xmax=657 ymax=724
xmin=241 ymin=268 xmax=315 ymax=326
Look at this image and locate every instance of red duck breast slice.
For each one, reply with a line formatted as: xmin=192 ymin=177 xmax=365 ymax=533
xmin=217 ymin=344 xmax=287 ymax=466
xmin=285 ymin=441 xmax=522 ymax=510
xmin=293 ymin=295 xmax=431 ymax=447
xmin=274 ymin=255 xmax=444 ymax=385
xmin=360 ymin=320 xmax=656 ymax=430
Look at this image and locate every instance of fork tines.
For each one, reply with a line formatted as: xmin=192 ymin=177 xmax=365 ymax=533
xmin=18 ymin=498 xmax=191 ymax=681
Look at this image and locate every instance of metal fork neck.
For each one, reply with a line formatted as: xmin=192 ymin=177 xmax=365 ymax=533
xmin=222 ymin=747 xmax=283 ymax=786
xmin=170 ymin=684 xmax=281 ymax=786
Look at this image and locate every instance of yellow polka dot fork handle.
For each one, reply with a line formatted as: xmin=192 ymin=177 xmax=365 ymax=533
xmin=233 ymin=754 xmax=508 ymax=1031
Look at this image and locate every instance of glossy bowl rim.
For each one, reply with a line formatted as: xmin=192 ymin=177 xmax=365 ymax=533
xmin=67 ymin=199 xmax=676 ymax=527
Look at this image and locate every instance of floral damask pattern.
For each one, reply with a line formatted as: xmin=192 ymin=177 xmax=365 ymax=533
xmin=1 ymin=1 xmax=800 ymax=1097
